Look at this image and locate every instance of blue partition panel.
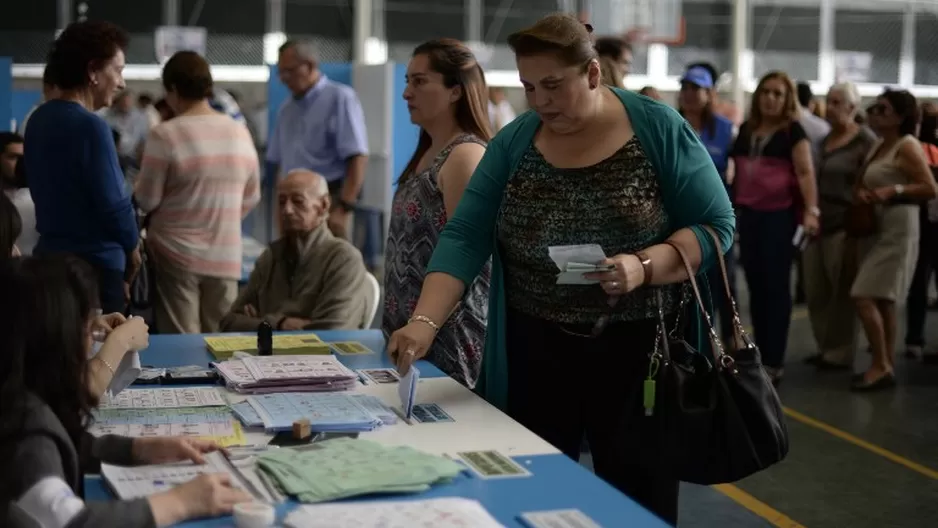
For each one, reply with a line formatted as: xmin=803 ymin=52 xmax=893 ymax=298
xmin=0 ymin=58 xmax=12 ymax=132
xmin=11 ymin=89 xmax=41 ymax=132
xmin=392 ymin=62 xmax=420 ymax=193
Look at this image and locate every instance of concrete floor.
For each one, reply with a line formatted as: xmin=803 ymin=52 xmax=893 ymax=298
xmin=581 ymin=285 xmax=938 ymax=527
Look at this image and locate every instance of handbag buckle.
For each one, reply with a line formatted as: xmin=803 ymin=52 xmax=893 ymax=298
xmin=719 ymin=353 xmax=738 ymax=374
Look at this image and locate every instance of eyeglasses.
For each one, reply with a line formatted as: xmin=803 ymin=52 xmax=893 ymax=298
xmin=868 ymin=103 xmax=888 ymax=115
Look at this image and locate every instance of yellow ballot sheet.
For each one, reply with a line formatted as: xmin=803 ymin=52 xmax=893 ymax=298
xmin=205 ymin=333 xmax=330 ymax=359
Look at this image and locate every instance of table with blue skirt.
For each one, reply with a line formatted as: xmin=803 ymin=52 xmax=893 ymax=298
xmin=83 ymin=330 xmax=669 ymax=527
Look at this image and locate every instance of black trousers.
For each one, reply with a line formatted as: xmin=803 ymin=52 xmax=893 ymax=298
xmin=737 ymin=208 xmax=797 ymax=369
xmin=506 ymin=308 xmax=680 ymax=526
xmin=906 ymin=218 xmax=938 ymax=347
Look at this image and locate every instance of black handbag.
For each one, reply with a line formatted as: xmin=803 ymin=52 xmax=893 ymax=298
xmin=650 ymin=229 xmax=789 ymax=485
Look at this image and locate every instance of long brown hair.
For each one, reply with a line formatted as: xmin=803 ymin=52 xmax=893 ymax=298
xmin=399 ymin=39 xmax=492 ymax=182
xmin=749 ymin=71 xmax=799 ymax=129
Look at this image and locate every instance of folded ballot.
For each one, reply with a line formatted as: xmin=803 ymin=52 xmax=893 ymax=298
xmin=549 ymin=244 xmax=612 ymax=284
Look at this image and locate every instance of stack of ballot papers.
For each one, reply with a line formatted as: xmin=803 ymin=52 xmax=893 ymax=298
xmin=213 ymin=354 xmax=358 ymax=394
xmin=256 ymin=438 xmax=465 ymax=503
xmin=229 ymin=393 xmax=398 ymax=430
xmin=284 ymin=498 xmax=504 ymax=527
xmin=205 ymin=333 xmax=331 ymax=359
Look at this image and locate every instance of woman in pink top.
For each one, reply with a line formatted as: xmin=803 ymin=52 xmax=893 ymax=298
xmin=134 ymin=52 xmax=261 ymax=334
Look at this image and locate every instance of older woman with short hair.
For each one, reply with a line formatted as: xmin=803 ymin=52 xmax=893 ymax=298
xmin=803 ymin=82 xmax=875 ymax=370
xmin=24 ymin=21 xmax=140 ymax=314
xmin=387 ymin=13 xmax=734 ymax=525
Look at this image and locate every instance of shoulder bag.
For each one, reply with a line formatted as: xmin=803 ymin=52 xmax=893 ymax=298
xmin=650 ymin=228 xmax=789 ymax=484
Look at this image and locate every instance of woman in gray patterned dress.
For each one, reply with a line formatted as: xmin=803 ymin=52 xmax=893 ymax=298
xmin=382 ymin=39 xmax=492 ymax=387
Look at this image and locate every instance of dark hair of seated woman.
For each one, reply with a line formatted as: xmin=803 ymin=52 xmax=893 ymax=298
xmin=0 ymin=255 xmax=101 ymax=445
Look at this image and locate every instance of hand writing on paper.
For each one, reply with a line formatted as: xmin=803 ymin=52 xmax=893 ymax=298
xmin=243 ymin=304 xmax=258 ymax=318
xmin=583 ymin=254 xmax=645 ymax=296
xmin=387 ymin=322 xmax=436 ymax=375
xmin=149 ymin=474 xmax=251 ymax=526
xmin=279 ymin=317 xmax=312 ymax=331
xmin=132 ymin=437 xmax=225 ymax=465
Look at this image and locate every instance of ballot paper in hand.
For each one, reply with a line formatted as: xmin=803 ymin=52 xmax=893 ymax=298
xmin=549 ymin=244 xmax=612 ymax=285
xmin=105 ymin=351 xmax=142 ymax=397
xmin=399 ymin=366 xmax=419 ymax=419
xmin=89 ymin=341 xmax=141 ymax=397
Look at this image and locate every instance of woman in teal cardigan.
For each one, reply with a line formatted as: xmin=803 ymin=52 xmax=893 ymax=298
xmin=388 ymin=14 xmax=734 ymax=525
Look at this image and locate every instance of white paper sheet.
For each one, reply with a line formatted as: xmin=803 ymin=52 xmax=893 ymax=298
xmin=284 ymin=498 xmax=504 ymax=528
xmin=101 ymin=451 xmax=258 ymax=500
xmin=398 ymin=366 xmax=419 ymax=419
xmin=104 ymin=351 xmax=141 ymax=397
xmin=97 ymin=387 xmax=226 ymax=409
xmin=548 ymin=244 xmax=609 ymax=285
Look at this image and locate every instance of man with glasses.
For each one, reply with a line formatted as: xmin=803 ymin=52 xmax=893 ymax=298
xmin=266 ymin=40 xmax=369 ymax=240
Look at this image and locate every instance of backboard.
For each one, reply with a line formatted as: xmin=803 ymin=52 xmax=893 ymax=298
xmin=588 ymin=0 xmax=684 ymax=45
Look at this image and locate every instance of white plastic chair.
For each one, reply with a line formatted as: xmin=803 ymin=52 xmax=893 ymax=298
xmin=363 ymin=272 xmax=381 ymax=329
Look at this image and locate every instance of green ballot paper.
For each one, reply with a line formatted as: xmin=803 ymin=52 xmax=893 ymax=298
xmin=256 ymin=438 xmax=464 ymax=503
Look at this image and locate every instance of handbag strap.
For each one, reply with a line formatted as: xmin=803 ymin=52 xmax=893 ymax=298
xmin=700 ymin=226 xmax=747 ymax=352
xmin=662 ymin=239 xmax=727 ymax=364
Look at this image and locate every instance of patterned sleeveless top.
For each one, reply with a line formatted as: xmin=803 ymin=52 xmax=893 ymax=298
xmin=383 ymin=134 xmax=491 ymax=387
xmin=497 ymin=136 xmax=681 ymax=325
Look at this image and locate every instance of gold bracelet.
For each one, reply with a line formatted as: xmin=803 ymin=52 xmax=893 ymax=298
xmin=93 ymin=356 xmax=115 ymax=374
xmin=408 ymin=315 xmax=440 ymax=332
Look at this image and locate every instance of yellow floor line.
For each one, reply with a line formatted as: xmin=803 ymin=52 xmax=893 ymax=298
xmin=782 ymin=407 xmax=938 ymax=480
xmin=713 ymin=484 xmax=807 ymax=528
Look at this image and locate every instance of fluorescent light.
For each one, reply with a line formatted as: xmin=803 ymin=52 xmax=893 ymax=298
xmin=263 ymin=32 xmax=287 ymax=65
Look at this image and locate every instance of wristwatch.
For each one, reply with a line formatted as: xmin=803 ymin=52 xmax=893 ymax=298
xmin=807 ymin=206 xmax=821 ymax=217
xmin=636 ymin=251 xmax=653 ymax=286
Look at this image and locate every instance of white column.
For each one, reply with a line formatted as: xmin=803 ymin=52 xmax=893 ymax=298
xmin=730 ymin=0 xmax=749 ymax=108
xmin=355 ymin=0 xmax=387 ymax=65
xmin=898 ymin=4 xmax=916 ymax=87
xmin=465 ymin=0 xmax=483 ymax=45
xmin=57 ymin=0 xmax=73 ymax=30
xmin=353 ymin=0 xmax=373 ymax=64
xmin=263 ymin=0 xmax=285 ymax=65
xmin=162 ymin=0 xmax=180 ymax=26
xmin=818 ymin=0 xmax=835 ymax=86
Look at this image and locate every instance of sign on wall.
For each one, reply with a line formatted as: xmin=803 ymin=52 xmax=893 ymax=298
xmin=154 ymin=26 xmax=208 ymax=63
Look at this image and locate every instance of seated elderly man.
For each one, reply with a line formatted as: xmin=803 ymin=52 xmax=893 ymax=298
xmin=220 ymin=169 xmax=374 ymax=331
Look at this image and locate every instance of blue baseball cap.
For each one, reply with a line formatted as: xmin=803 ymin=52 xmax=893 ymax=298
xmin=681 ymin=66 xmax=714 ymax=89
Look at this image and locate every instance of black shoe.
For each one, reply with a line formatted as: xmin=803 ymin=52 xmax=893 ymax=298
xmin=851 ymin=372 xmax=896 ymax=392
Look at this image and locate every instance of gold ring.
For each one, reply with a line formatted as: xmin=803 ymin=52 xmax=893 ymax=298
xmin=610 ymin=281 xmax=620 ymax=289
xmin=405 ymin=348 xmax=416 ymax=356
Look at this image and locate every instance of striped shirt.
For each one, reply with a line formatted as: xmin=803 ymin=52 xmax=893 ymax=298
xmin=134 ymin=113 xmax=261 ymax=280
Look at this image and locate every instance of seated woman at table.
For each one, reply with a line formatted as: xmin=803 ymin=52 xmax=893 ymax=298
xmin=387 ymin=13 xmax=735 ymax=526
xmin=0 ymin=255 xmax=251 ymax=527
xmin=221 ymin=169 xmax=375 ymax=332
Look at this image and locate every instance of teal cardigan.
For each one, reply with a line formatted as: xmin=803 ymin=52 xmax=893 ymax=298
xmin=426 ymin=88 xmax=736 ymax=411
